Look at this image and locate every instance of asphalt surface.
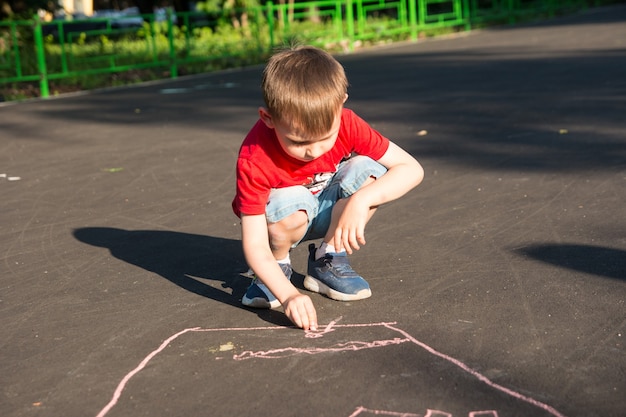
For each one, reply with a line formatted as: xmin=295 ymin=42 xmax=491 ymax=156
xmin=1 ymin=4 xmax=625 ymax=417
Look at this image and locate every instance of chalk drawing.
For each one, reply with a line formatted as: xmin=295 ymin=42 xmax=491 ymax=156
xmin=305 ymin=315 xmax=341 ymax=338
xmin=234 ymin=336 xmax=409 ymax=360
xmin=348 ymin=408 xmax=498 ymax=417
xmin=94 ymin=321 xmax=567 ymax=417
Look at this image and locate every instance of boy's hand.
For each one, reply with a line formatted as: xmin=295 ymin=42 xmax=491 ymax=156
xmin=283 ymin=293 xmax=318 ymax=331
xmin=333 ymin=196 xmax=370 ymax=254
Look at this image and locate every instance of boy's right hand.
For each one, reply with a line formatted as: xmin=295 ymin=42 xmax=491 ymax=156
xmin=283 ymin=293 xmax=318 ymax=331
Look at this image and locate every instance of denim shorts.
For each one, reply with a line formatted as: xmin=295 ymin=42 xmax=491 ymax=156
xmin=265 ymin=155 xmax=387 ymax=246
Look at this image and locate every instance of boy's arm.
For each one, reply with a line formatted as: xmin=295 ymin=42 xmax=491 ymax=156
xmin=241 ymin=214 xmax=318 ymax=330
xmin=333 ymin=141 xmax=424 ymax=253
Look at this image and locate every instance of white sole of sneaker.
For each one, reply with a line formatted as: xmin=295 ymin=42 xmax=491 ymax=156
xmin=241 ymin=295 xmax=281 ymax=309
xmin=303 ymin=275 xmax=372 ymax=301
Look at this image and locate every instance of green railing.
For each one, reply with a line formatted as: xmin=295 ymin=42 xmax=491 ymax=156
xmin=0 ymin=0 xmax=605 ymax=99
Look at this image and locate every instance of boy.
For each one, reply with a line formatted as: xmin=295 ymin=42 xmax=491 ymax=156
xmin=232 ymin=45 xmax=424 ymax=331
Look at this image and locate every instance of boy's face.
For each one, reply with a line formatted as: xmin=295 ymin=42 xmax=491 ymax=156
xmin=259 ymin=108 xmax=341 ymax=162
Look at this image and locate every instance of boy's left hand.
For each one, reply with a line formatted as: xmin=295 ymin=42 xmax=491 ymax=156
xmin=333 ymin=196 xmax=370 ymax=254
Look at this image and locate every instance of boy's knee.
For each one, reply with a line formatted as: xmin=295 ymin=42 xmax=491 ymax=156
xmin=338 ymin=156 xmax=387 ymax=196
xmin=265 ymin=185 xmax=317 ymax=224
xmin=355 ymin=156 xmax=387 ymax=180
xmin=269 ymin=210 xmax=308 ymax=230
xmin=268 ymin=210 xmax=309 ymax=245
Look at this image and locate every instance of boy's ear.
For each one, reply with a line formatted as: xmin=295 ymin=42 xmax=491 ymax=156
xmin=258 ymin=107 xmax=275 ymax=129
xmin=343 ymin=93 xmax=348 ymax=103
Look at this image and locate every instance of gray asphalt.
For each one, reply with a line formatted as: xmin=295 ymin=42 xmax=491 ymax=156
xmin=1 ymin=4 xmax=625 ymax=417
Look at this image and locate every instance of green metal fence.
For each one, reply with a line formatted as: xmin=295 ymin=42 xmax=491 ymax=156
xmin=0 ymin=0 xmax=606 ymax=99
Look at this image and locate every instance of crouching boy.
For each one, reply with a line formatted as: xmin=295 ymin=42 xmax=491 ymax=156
xmin=232 ymin=45 xmax=424 ymax=330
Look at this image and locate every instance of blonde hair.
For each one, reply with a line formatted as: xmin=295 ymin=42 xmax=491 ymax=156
xmin=262 ymin=45 xmax=348 ymax=139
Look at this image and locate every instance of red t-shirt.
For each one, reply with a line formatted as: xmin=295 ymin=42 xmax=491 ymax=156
xmin=232 ymin=108 xmax=390 ymax=217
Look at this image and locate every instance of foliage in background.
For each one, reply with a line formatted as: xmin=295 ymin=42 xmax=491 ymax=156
xmin=1 ymin=0 xmax=56 ymax=20
xmin=1 ymin=0 xmax=623 ymax=102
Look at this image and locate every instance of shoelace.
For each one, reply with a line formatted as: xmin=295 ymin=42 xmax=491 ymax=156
xmin=323 ymin=254 xmax=356 ymax=275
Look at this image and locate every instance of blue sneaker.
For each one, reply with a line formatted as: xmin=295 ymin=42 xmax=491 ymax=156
xmin=304 ymin=244 xmax=371 ymax=301
xmin=242 ymin=263 xmax=292 ymax=309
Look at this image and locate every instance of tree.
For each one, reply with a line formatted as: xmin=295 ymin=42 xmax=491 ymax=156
xmin=196 ymin=0 xmax=260 ymax=29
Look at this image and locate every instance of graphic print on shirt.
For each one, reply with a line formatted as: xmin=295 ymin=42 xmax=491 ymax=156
xmin=304 ymin=154 xmax=354 ymax=194
xmin=305 ymin=171 xmax=335 ymax=194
